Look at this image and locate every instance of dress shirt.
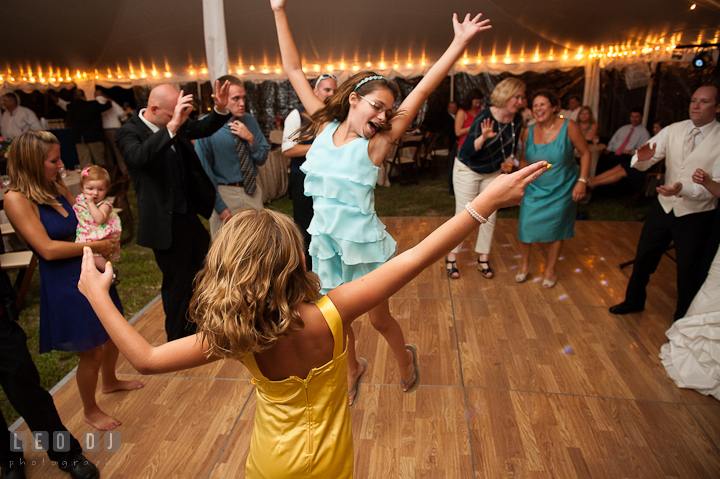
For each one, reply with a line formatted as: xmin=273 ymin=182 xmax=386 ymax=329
xmin=607 ymin=123 xmax=650 ymax=153
xmin=195 ymin=114 xmax=269 ymax=213
xmin=632 ymin=120 xmax=720 ymax=203
xmin=559 ymin=107 xmax=580 ymax=122
xmin=97 ymin=97 xmax=126 ymax=129
xmin=281 ymin=108 xmax=302 ymax=154
xmin=1 ymin=106 xmax=42 ymax=140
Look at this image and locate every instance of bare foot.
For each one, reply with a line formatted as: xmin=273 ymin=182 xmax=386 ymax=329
xmin=347 ymin=359 xmax=366 ymax=408
xmin=400 ymin=349 xmax=416 ymax=392
xmin=102 ymin=379 xmax=144 ymax=394
xmin=84 ymin=410 xmax=122 ymax=431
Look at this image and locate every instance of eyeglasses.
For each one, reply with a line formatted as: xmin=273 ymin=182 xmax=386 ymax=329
xmin=314 ymin=73 xmax=338 ymax=88
xmin=359 ymin=96 xmax=392 ymax=115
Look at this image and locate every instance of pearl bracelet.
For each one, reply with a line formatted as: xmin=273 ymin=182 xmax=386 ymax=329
xmin=465 ymin=203 xmax=488 ymax=224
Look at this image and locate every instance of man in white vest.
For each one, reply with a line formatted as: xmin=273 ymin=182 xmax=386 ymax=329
xmin=610 ymin=85 xmax=720 ymax=320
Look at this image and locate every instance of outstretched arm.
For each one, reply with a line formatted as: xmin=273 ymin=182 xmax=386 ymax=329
xmin=329 ymin=161 xmax=549 ymax=326
xmin=387 ymin=13 xmax=491 ymax=141
xmin=271 ymin=0 xmax=325 ymax=115
xmin=78 ymin=248 xmax=221 ymax=374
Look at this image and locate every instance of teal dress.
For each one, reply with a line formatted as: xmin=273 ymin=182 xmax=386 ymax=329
xmin=302 ymin=121 xmax=397 ymax=294
xmin=518 ymin=120 xmax=578 ymax=243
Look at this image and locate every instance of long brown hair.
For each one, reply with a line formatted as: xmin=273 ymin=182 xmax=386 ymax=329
xmin=297 ymin=71 xmax=401 ymax=142
xmin=7 ymin=130 xmax=63 ymax=206
xmin=190 ymin=209 xmax=321 ymax=360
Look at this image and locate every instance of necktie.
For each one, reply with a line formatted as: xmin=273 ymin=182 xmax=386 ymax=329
xmin=683 ymin=128 xmax=702 ymax=159
xmin=614 ymin=127 xmax=635 ymax=155
xmin=234 ymin=136 xmax=257 ymax=196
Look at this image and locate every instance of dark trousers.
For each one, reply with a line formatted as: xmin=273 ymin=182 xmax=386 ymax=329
xmin=624 ymin=200 xmax=715 ymax=320
xmin=289 ymin=171 xmax=314 ymax=272
xmin=1 ymin=316 xmax=82 ymax=467
xmin=447 ymin=142 xmax=458 ymax=194
xmin=153 ymin=212 xmax=210 ymax=342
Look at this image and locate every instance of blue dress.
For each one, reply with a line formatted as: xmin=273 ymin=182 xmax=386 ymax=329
xmin=302 ymin=121 xmax=397 ymax=294
xmin=518 ymin=120 xmax=578 ymax=243
xmin=36 ymin=195 xmax=122 ymax=353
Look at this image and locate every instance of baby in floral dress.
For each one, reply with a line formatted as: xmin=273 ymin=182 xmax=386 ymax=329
xmin=73 ymin=166 xmax=121 ymax=275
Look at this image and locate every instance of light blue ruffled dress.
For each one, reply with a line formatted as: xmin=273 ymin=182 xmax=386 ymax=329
xmin=302 ymin=120 xmax=397 ymax=294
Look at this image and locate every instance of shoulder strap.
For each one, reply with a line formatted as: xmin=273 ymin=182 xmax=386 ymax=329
xmin=241 ymin=352 xmax=266 ymax=380
xmin=316 ymin=295 xmax=344 ymax=358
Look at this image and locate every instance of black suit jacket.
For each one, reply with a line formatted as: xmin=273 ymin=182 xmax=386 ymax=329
xmin=115 ymin=109 xmax=231 ymax=250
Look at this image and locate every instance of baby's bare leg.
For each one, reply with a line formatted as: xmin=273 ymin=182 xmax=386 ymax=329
xmin=94 ymin=255 xmax=107 ymax=272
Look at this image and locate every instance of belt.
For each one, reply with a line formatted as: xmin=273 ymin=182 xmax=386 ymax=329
xmin=218 ymin=181 xmax=244 ymax=187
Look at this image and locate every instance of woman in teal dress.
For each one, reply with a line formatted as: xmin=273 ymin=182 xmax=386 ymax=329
xmin=516 ymin=89 xmax=590 ymax=288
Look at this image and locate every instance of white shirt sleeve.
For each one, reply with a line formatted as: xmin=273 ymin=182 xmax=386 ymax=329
xmin=631 ymin=127 xmax=667 ymax=172
xmin=680 ymin=157 xmax=720 ymax=201
xmin=281 ymin=109 xmax=302 ymax=153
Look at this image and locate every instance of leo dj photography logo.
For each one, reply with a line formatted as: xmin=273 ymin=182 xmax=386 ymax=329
xmin=10 ymin=431 xmax=122 ymax=453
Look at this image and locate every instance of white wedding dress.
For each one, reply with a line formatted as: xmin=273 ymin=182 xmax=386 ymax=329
xmin=659 ymin=247 xmax=720 ymax=400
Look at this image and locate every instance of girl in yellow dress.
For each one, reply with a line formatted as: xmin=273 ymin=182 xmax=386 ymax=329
xmin=77 ymin=161 xmax=548 ymax=478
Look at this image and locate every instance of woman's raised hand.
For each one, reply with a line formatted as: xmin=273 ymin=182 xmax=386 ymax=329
xmin=479 ymin=161 xmax=550 ymax=210
xmin=78 ymin=247 xmax=114 ymax=301
xmin=481 ymin=118 xmax=497 ymax=140
xmin=452 ymin=13 xmax=492 ymax=44
xmin=270 ymin=0 xmax=287 ymax=11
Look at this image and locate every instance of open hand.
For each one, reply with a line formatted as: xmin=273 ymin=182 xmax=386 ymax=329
xmin=657 ymin=182 xmax=682 ymax=197
xmin=168 ymin=90 xmax=194 ymax=132
xmin=480 ymin=118 xmax=497 ymax=140
xmin=636 ymin=142 xmax=656 ymax=162
xmin=78 ymin=246 xmax=114 ymax=301
xmin=452 ymin=13 xmax=492 ymax=44
xmin=480 ymin=161 xmax=550 ymax=210
xmin=212 ymin=80 xmax=230 ymax=113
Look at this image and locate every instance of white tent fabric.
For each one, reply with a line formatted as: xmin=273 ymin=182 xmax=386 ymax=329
xmin=203 ymin=0 xmax=229 ymax=84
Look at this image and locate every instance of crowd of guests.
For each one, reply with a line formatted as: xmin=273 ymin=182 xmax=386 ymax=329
xmin=1 ymin=3 xmax=719 ymax=475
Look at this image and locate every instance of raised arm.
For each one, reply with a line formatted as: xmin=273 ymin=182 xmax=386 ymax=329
xmin=78 ymin=247 xmax=221 ymax=374
xmin=271 ymin=0 xmax=325 ymax=115
xmin=386 ymin=13 xmax=491 ymax=142
xmin=329 ymin=161 xmax=549 ymax=325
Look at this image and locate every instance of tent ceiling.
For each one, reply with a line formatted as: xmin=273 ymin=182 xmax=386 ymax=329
xmin=3 ymin=0 xmax=720 ymax=80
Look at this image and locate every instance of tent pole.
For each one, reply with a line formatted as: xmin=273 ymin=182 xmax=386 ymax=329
xmin=642 ymin=62 xmax=657 ymax=128
xmin=202 ymin=0 xmax=229 ymax=84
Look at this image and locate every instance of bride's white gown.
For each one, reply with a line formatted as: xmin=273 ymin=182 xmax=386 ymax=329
xmin=660 ymin=247 xmax=720 ymax=399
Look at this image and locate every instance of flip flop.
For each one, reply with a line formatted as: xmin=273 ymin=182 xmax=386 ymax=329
xmin=401 ymin=344 xmax=420 ymax=393
xmin=348 ymin=358 xmax=367 ymax=409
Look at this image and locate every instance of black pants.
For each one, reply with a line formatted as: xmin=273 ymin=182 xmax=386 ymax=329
xmin=289 ymin=171 xmax=314 ymax=272
xmin=153 ymin=212 xmax=210 ymax=341
xmin=624 ymin=200 xmax=715 ymax=320
xmin=1 ymin=316 xmax=83 ymax=468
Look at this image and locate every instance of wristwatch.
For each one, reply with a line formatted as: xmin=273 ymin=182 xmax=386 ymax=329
xmin=577 ymin=177 xmax=588 ymax=184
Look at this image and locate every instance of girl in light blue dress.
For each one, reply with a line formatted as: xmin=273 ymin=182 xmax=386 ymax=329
xmin=271 ymin=0 xmax=491 ymax=406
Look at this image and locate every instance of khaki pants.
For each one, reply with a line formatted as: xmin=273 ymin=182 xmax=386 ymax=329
xmin=451 ymin=158 xmax=501 ymax=255
xmin=76 ymin=141 xmax=106 ymax=168
xmin=210 ymin=183 xmax=264 ymax=239
xmin=103 ymin=129 xmax=128 ymax=174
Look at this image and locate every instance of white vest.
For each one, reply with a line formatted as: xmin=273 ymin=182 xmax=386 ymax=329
xmin=659 ymin=120 xmax=720 ymax=217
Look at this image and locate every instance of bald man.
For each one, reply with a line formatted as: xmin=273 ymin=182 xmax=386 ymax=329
xmin=115 ymin=81 xmax=230 ymax=341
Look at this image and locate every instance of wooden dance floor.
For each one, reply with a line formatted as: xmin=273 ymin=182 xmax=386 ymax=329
xmin=16 ymin=218 xmax=720 ymax=478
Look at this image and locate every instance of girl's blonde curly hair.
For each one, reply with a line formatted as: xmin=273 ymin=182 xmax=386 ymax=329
xmin=189 ymin=209 xmax=321 ymax=360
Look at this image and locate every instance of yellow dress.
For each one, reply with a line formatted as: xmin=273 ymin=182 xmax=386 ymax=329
xmin=242 ymin=296 xmax=354 ymax=478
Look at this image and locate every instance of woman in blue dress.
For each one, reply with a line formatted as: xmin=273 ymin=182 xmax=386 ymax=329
xmin=271 ymin=0 xmax=491 ymax=406
xmin=5 ymin=130 xmax=142 ymax=431
xmin=516 ymin=89 xmax=590 ymax=288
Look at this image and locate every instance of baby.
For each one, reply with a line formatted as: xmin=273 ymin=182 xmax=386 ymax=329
xmin=73 ymin=166 xmax=122 ymax=280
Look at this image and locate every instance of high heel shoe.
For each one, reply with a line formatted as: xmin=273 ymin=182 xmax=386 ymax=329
xmin=515 ymin=265 xmax=531 ymax=283
xmin=542 ymin=274 xmax=557 ymax=289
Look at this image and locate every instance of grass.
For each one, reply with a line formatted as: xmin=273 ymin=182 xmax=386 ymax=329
xmin=1 ymin=156 xmax=653 ymax=424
